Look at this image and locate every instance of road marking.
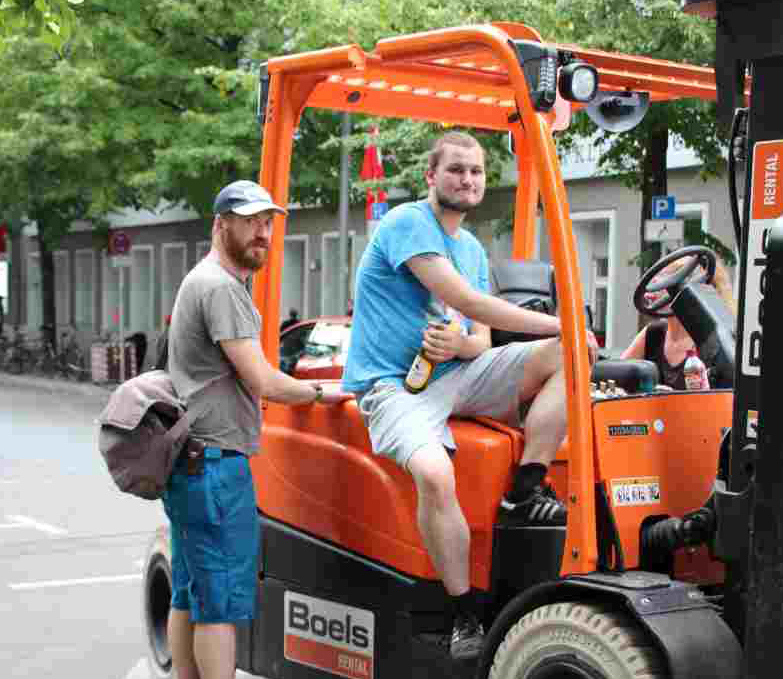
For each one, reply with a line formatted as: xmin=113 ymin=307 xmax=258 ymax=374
xmin=9 ymin=574 xmax=142 ymax=591
xmin=5 ymin=514 xmax=68 ymax=535
xmin=123 ymin=658 xmax=259 ymax=679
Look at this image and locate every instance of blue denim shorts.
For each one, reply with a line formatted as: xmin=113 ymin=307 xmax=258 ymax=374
xmin=162 ymin=448 xmax=260 ymax=623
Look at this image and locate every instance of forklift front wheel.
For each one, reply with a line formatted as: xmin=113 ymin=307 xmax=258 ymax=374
xmin=488 ymin=602 xmax=666 ymax=679
xmin=142 ymin=527 xmax=173 ymax=678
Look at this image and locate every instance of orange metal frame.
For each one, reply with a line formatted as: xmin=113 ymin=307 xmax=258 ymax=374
xmin=255 ymin=22 xmax=720 ymax=576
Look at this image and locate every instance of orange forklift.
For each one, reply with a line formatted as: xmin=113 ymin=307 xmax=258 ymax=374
xmin=143 ymin=11 xmax=780 ymax=679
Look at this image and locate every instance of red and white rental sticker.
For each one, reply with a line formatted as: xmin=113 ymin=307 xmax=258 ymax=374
xmin=743 ymin=140 xmax=783 ymax=377
xmin=284 ymin=591 xmax=375 ymax=679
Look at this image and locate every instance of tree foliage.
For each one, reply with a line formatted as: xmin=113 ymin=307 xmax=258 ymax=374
xmin=0 ymin=0 xmax=83 ymax=49
xmin=548 ymin=0 xmax=727 ymax=269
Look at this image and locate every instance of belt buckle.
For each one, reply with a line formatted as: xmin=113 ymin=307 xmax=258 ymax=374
xmin=186 ymin=450 xmax=204 ymax=476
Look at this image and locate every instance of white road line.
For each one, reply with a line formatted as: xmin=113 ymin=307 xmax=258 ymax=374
xmin=122 ymin=658 xmax=259 ymax=679
xmin=9 ymin=574 xmax=142 ymax=591
xmin=5 ymin=514 xmax=68 ymax=535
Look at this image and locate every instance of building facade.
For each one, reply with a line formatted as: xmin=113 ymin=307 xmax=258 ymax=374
xmin=5 ymin=137 xmax=740 ymax=369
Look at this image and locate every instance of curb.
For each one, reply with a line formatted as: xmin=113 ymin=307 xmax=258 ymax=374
xmin=0 ymin=371 xmax=114 ymax=401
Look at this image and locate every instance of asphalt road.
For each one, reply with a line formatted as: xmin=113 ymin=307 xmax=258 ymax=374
xmin=0 ymin=375 xmax=168 ymax=678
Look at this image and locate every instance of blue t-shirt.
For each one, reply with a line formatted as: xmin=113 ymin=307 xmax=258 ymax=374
xmin=342 ymin=200 xmax=489 ymax=393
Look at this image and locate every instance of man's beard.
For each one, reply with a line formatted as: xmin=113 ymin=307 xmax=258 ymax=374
xmin=435 ymin=187 xmax=476 ymax=214
xmin=223 ymin=225 xmax=267 ymax=271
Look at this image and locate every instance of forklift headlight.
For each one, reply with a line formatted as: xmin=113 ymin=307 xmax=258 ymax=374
xmin=558 ymin=62 xmax=598 ymax=103
xmin=511 ymin=40 xmax=558 ymax=112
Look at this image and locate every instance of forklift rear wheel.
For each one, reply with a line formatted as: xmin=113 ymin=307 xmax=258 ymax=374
xmin=488 ymin=602 xmax=667 ymax=679
xmin=142 ymin=528 xmax=173 ymax=678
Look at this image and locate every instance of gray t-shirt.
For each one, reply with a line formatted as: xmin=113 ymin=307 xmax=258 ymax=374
xmin=168 ymin=256 xmax=262 ymax=455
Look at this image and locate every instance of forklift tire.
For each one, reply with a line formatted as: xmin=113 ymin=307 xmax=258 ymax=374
xmin=488 ymin=602 xmax=667 ymax=679
xmin=142 ymin=527 xmax=173 ymax=679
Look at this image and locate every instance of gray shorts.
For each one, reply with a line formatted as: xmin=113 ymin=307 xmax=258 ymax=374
xmin=357 ymin=342 xmax=536 ymax=469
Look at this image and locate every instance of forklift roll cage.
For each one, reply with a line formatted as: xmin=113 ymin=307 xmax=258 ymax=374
xmin=253 ymin=21 xmax=721 ymax=577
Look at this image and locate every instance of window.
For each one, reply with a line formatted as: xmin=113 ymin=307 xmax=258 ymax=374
xmin=321 ymin=231 xmax=365 ymax=316
xmin=129 ymin=246 xmax=155 ymax=333
xmin=103 ymin=245 xmax=155 ymax=333
xmin=282 ymin=235 xmax=309 ymax=320
xmin=54 ymin=251 xmax=70 ymax=325
xmin=570 ymin=210 xmax=616 ymax=349
xmin=196 ymin=240 xmax=210 ymax=263
xmin=27 ymin=252 xmax=42 ymax=331
xmin=74 ymin=249 xmax=95 ymax=330
xmin=161 ymin=243 xmax=187 ymax=328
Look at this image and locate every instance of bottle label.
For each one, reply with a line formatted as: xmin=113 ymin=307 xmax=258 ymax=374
xmin=405 ymin=354 xmax=432 ymax=391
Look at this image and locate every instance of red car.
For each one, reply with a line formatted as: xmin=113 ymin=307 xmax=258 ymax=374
xmin=279 ymin=316 xmax=351 ymax=379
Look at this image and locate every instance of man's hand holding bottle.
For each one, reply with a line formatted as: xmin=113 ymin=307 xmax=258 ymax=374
xmin=422 ymin=319 xmax=463 ymax=364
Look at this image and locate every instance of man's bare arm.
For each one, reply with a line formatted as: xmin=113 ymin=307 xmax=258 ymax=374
xmin=220 ymin=338 xmax=349 ymax=405
xmin=407 ymin=255 xmax=561 ymax=336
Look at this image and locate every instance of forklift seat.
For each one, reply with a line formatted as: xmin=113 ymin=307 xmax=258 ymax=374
xmin=490 ymin=260 xmax=558 ymax=346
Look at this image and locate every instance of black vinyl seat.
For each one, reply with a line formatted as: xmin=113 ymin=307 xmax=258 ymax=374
xmin=490 ymin=260 xmax=558 ymax=346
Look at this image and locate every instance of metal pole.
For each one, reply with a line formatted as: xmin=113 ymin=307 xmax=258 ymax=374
xmin=118 ymin=265 xmax=125 ymax=381
xmin=338 ymin=112 xmax=351 ymax=316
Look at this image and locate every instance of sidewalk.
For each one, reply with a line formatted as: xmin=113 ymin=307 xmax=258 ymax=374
xmin=0 ymin=371 xmax=114 ymax=402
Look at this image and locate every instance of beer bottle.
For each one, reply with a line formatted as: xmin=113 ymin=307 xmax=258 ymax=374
xmin=404 ymin=348 xmax=434 ymax=394
xmin=404 ymin=316 xmax=459 ymax=394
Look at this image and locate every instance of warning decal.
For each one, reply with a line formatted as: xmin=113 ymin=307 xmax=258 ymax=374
xmin=742 ymin=140 xmax=783 ymax=377
xmin=611 ymin=477 xmax=661 ymax=507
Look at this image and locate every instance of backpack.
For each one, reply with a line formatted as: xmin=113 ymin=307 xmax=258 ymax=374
xmin=97 ymin=369 xmax=199 ymax=500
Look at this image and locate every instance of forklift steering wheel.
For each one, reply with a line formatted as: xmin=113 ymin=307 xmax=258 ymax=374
xmin=633 ymin=245 xmax=716 ymax=317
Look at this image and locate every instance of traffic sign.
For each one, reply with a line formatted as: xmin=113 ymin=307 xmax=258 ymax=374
xmin=645 ymin=219 xmax=684 ymax=241
xmin=109 ymin=230 xmax=131 ymax=255
xmin=652 ymin=195 xmax=676 ymax=220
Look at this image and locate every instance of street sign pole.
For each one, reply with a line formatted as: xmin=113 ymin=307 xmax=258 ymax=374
xmin=109 ymin=230 xmax=132 ymax=381
xmin=118 ymin=266 xmax=124 ymax=381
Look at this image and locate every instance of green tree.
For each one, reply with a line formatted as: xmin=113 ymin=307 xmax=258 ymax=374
xmin=0 ymin=0 xmax=83 ymax=49
xmin=0 ymin=30 xmax=152 ymax=348
xmin=550 ymin=0 xmax=728 ymax=270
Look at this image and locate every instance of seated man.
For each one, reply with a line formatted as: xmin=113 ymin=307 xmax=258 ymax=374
xmin=342 ymin=131 xmax=597 ymax=660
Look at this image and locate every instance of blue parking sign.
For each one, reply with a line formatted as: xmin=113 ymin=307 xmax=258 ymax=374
xmin=652 ymin=196 xmax=676 ymax=220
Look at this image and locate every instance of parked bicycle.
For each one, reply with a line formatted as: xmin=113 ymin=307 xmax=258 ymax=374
xmin=4 ymin=328 xmax=35 ymax=375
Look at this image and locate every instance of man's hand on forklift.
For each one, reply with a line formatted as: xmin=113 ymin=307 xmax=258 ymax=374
xmin=308 ymin=381 xmax=354 ymax=405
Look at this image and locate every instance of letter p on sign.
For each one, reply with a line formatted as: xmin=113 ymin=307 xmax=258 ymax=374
xmin=652 ymin=196 xmax=675 ymax=220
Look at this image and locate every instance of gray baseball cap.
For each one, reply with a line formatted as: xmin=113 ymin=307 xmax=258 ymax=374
xmin=213 ymin=180 xmax=288 ymax=216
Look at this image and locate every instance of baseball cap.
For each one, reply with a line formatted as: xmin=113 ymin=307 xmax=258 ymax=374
xmin=213 ymin=180 xmax=288 ymax=216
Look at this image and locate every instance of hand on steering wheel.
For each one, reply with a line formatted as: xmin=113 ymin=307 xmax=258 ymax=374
xmin=633 ymin=246 xmax=716 ymax=318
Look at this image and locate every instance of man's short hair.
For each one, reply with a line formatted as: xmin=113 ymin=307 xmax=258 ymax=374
xmin=428 ymin=132 xmax=483 ymax=171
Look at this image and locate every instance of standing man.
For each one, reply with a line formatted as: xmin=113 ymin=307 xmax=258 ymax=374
xmin=166 ymin=180 xmax=349 ymax=679
xmin=343 ymin=132 xmax=596 ymax=660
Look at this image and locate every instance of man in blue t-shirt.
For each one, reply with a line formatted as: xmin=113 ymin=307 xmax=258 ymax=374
xmin=343 ymin=132 xmax=597 ymax=660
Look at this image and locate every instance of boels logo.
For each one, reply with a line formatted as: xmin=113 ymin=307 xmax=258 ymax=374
xmin=284 ymin=591 xmax=374 ymax=679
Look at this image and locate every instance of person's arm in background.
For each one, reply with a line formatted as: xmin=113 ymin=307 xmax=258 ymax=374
xmin=621 ymin=326 xmax=648 ymax=360
xmin=221 ymin=338 xmax=351 ymax=405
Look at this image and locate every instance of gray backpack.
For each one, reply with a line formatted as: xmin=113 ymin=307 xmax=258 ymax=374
xmin=97 ymin=370 xmax=204 ymax=500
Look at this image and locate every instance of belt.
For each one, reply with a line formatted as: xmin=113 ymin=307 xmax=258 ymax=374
xmin=202 ymin=447 xmax=244 ymax=459
xmin=178 ymin=445 xmax=244 ymax=463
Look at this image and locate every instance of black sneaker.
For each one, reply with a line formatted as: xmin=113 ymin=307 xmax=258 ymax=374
xmin=498 ymin=485 xmax=567 ymax=526
xmin=450 ymin=613 xmax=484 ymax=661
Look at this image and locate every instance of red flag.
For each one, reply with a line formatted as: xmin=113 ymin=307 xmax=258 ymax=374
xmin=0 ymin=223 xmax=7 ymax=254
xmin=360 ymin=127 xmax=387 ymax=222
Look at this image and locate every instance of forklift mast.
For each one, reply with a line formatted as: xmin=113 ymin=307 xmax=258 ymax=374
xmin=684 ymin=1 xmax=783 ymax=676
